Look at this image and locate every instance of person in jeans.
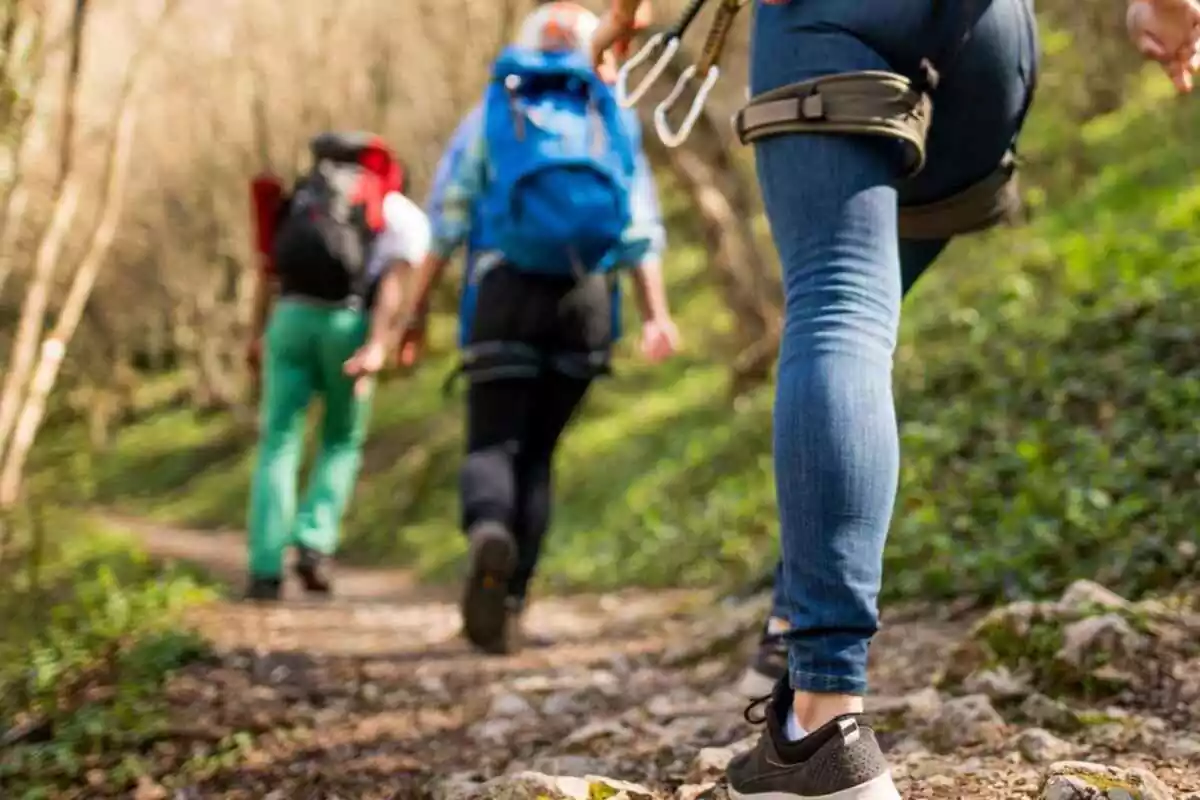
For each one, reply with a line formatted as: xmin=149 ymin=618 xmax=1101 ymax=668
xmin=245 ymin=135 xmax=430 ymax=601
xmin=405 ymin=2 xmax=678 ymax=654
xmin=593 ymin=0 xmax=1200 ymax=797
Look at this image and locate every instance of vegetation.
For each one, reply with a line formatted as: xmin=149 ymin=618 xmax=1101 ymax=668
xmin=0 ymin=509 xmax=217 ymax=794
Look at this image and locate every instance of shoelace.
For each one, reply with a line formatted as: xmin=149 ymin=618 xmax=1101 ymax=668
xmin=743 ymin=692 xmax=772 ymax=725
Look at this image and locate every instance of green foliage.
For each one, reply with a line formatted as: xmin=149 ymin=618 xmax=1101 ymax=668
xmin=0 ymin=519 xmax=217 ymax=795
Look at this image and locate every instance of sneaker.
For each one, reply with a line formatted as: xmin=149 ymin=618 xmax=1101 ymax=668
xmin=244 ymin=576 xmax=282 ymax=602
xmin=294 ymin=545 xmax=333 ymax=595
xmin=726 ymin=679 xmax=899 ymax=800
xmin=461 ymin=521 xmax=517 ymax=654
xmin=736 ymin=620 xmax=789 ymax=697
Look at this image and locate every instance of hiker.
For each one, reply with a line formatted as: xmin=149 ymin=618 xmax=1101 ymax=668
xmin=593 ymin=0 xmax=1200 ymax=798
xmin=244 ymin=132 xmax=430 ymax=601
xmin=405 ymin=1 xmax=678 ymax=654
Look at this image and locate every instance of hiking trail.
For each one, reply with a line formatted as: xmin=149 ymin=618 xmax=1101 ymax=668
xmin=107 ymin=515 xmax=1200 ymax=799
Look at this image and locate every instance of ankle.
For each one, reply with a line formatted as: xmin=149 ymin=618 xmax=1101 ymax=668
xmin=792 ymin=691 xmax=863 ymax=732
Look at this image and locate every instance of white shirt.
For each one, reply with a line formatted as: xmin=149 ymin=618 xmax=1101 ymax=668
xmin=368 ymin=191 xmax=431 ymax=276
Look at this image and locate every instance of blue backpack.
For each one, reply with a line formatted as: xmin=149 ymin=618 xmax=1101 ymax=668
xmin=480 ymin=46 xmax=639 ymax=277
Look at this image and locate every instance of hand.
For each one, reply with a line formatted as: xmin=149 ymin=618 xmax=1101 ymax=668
xmin=343 ymin=340 xmax=387 ymax=398
xmin=246 ymin=338 xmax=263 ymax=372
xmin=1127 ymin=0 xmax=1200 ymax=92
xmin=592 ymin=7 xmax=640 ymax=70
xmin=397 ymin=319 xmax=427 ymax=368
xmin=639 ymin=315 xmax=680 ymax=363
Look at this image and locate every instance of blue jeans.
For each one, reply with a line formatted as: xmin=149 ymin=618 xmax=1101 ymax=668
xmin=754 ymin=0 xmax=1038 ymax=695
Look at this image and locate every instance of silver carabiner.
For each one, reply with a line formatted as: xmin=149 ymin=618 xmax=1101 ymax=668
xmin=653 ymin=64 xmax=721 ymax=148
xmin=615 ymin=32 xmax=682 ymax=108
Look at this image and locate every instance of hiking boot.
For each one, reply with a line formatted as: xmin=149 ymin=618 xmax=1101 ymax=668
xmin=727 ymin=679 xmax=899 ymax=800
xmin=244 ymin=576 xmax=282 ymax=602
xmin=461 ymin=521 xmax=517 ymax=654
xmin=294 ymin=545 xmax=333 ymax=595
xmin=737 ymin=620 xmax=789 ymax=697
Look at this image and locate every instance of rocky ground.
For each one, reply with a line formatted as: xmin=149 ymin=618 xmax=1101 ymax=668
xmin=37 ymin=522 xmax=1200 ymax=799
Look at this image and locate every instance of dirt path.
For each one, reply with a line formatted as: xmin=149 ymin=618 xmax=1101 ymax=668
xmin=108 ymin=516 xmax=1200 ymax=799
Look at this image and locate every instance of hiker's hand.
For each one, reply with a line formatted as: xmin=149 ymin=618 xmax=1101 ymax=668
xmin=344 ymin=340 xmax=387 ymax=397
xmin=592 ymin=8 xmax=639 ymax=69
xmin=1127 ymin=0 xmax=1200 ymax=92
xmin=640 ymin=315 xmax=680 ymax=363
xmin=246 ymin=338 xmax=263 ymax=372
xmin=398 ymin=321 xmax=426 ymax=368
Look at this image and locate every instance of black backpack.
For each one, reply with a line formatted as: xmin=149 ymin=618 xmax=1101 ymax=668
xmin=272 ymin=132 xmax=402 ymax=306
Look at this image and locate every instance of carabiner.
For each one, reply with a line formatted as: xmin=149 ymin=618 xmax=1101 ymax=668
xmin=615 ymin=32 xmax=682 ymax=108
xmin=653 ymin=64 xmax=721 ymax=148
xmin=651 ymin=0 xmax=743 ymax=147
xmin=615 ymin=0 xmax=711 ymax=109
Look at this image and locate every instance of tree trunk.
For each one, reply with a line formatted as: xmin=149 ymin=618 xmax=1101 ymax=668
xmin=0 ymin=100 xmax=138 ymax=508
xmin=0 ymin=182 xmax=29 ymax=302
xmin=633 ymin=41 xmax=783 ymax=396
xmin=0 ymin=179 xmax=82 ymax=461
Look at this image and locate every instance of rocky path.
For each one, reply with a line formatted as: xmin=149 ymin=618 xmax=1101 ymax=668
xmin=117 ymin=519 xmax=1200 ymax=799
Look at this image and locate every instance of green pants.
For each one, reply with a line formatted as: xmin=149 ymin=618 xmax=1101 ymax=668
xmin=247 ymin=298 xmax=374 ymax=577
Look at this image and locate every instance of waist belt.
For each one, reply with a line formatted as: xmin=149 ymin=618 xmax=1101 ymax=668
xmin=441 ymin=342 xmax=612 ymax=397
xmin=733 ymin=70 xmax=1022 ymax=239
xmin=731 ymin=0 xmax=1021 ymax=239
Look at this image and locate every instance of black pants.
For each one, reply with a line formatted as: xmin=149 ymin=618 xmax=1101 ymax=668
xmin=459 ymin=264 xmax=612 ymax=602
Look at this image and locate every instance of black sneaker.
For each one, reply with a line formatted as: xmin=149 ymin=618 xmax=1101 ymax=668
xmin=461 ymin=521 xmax=517 ymax=654
xmin=727 ymin=679 xmax=899 ymax=800
xmin=736 ymin=621 xmax=789 ymax=697
xmin=294 ymin=545 xmax=333 ymax=595
xmin=244 ymin=576 xmax=282 ymax=602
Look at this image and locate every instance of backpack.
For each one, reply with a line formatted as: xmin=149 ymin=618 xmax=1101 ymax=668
xmin=479 ymin=45 xmax=639 ymax=277
xmin=272 ymin=132 xmax=405 ymax=305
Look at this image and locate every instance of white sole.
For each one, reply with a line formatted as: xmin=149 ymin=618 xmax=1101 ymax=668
xmin=736 ymin=667 xmax=780 ymax=698
xmin=729 ymin=772 xmax=901 ymax=800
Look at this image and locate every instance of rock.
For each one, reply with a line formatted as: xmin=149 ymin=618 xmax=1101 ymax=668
xmin=1039 ymin=761 xmax=1175 ymax=800
xmin=688 ymin=747 xmax=736 ymax=783
xmin=561 ymin=720 xmax=633 ymax=751
xmin=928 ymin=694 xmax=1007 ymax=753
xmin=470 ymin=717 xmax=519 ymax=743
xmin=1161 ymin=736 xmax=1200 ymax=763
xmin=939 ymin=600 xmax=1057 ymax=687
xmin=541 ymin=691 xmax=584 ymax=717
xmin=417 ymin=674 xmax=449 ymax=698
xmin=430 ymin=772 xmax=486 ymax=800
xmin=133 ymin=777 xmax=169 ymax=800
xmin=1021 ymin=694 xmax=1082 ymax=733
xmin=1059 ymin=581 xmax=1132 ymax=614
xmin=526 ymin=756 xmax=612 ymax=778
xmin=461 ymin=772 xmax=659 ymax=800
xmin=675 ymin=784 xmax=723 ymax=800
xmin=1056 ymin=615 xmax=1143 ymax=672
xmin=964 ymin=667 xmax=1032 ymax=702
xmin=1017 ymin=728 xmax=1075 ymax=764
xmin=489 ymin=692 xmax=536 ymax=719
xmin=865 ymin=687 xmax=942 ymax=726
